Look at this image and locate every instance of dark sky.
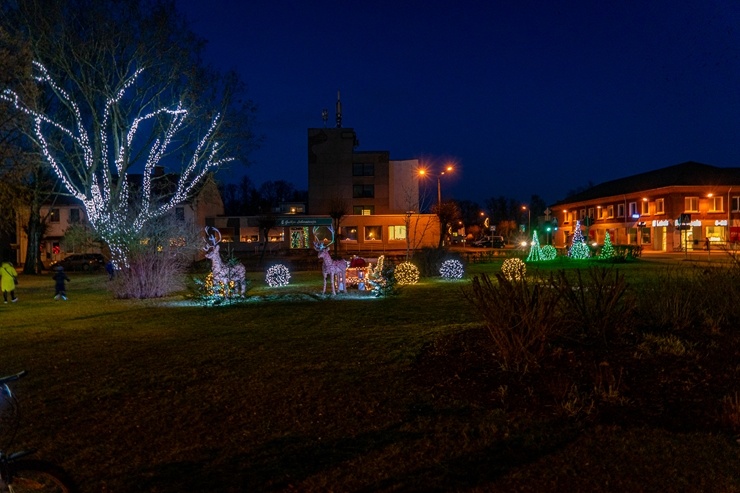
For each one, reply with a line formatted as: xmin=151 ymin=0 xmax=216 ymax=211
xmin=178 ymin=0 xmax=740 ymax=207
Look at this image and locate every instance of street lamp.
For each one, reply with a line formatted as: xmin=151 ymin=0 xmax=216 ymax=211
xmin=419 ymin=164 xmax=454 ymax=207
xmin=522 ymin=205 xmax=530 ymax=232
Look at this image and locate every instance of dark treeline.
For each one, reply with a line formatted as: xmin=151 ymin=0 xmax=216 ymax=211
xmin=218 ymin=176 xmax=307 ymax=216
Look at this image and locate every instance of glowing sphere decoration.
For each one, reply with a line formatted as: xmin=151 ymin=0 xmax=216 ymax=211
xmin=439 ymin=259 xmax=464 ymax=279
xmin=501 ymin=258 xmax=526 ymax=281
xmin=395 ymin=261 xmax=420 ymax=285
xmin=541 ymin=244 xmax=558 ymax=261
xmin=265 ymin=264 xmax=291 ymax=287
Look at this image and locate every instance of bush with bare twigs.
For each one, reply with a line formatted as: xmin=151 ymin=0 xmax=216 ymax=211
xmin=109 ymin=218 xmax=199 ymax=299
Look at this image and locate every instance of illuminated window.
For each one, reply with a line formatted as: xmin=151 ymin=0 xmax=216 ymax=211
xmin=50 ymin=208 xmax=60 ymax=223
xmin=655 ymin=199 xmax=664 ymax=214
xmin=685 ymin=197 xmax=699 ymax=212
xmin=617 ymin=204 xmax=625 ymax=218
xmin=352 ymin=184 xmax=375 ymax=198
xmin=388 ymin=225 xmax=407 ymax=240
xmin=641 ymin=201 xmax=649 ymax=215
xmin=353 ymin=205 xmax=374 ymax=215
xmin=709 ymin=196 xmax=723 ymax=212
xmin=365 ymin=225 xmax=382 ymax=241
xmin=597 ymin=207 xmax=605 ymax=219
xmin=641 ymin=227 xmax=651 ymax=244
xmin=628 ymin=202 xmax=637 ymax=217
xmin=607 ymin=205 xmax=614 ymax=218
xmin=342 ymin=226 xmax=358 ymax=241
xmin=733 ymin=196 xmax=740 ymax=212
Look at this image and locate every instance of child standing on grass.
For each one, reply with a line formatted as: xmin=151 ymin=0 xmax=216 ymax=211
xmin=53 ymin=266 xmax=70 ymax=301
xmin=1 ymin=259 xmax=18 ymax=303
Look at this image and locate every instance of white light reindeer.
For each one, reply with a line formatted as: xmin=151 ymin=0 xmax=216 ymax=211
xmin=203 ymin=227 xmax=247 ymax=296
xmin=313 ymin=227 xmax=347 ymax=295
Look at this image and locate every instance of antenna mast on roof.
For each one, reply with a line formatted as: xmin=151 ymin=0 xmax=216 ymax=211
xmin=321 ymin=108 xmax=328 ymax=127
xmin=335 ymin=90 xmax=342 ymax=128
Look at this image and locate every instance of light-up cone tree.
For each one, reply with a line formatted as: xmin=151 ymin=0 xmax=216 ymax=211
xmin=2 ymin=62 xmax=233 ymax=266
xmin=599 ymin=231 xmax=615 ymax=259
xmin=526 ymin=231 xmax=544 ymax=262
xmin=568 ymin=220 xmax=591 ymax=259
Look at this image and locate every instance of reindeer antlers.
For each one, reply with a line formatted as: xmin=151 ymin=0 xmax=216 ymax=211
xmin=312 ymin=225 xmax=335 ymax=251
xmin=203 ymin=226 xmax=222 ymax=250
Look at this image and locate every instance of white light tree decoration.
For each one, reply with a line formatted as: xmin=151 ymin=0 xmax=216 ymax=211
xmin=1 ymin=61 xmax=234 ymax=265
xmin=568 ymin=220 xmax=591 ymax=259
xmin=439 ymin=259 xmax=464 ymax=279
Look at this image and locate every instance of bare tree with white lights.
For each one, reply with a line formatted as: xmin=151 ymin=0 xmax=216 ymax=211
xmin=1 ymin=0 xmax=257 ymax=266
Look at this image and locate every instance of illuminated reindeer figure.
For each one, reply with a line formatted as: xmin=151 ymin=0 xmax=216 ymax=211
xmin=313 ymin=227 xmax=347 ymax=295
xmin=203 ymin=227 xmax=247 ymax=296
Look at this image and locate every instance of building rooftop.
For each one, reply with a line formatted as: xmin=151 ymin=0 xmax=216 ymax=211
xmin=552 ymin=161 xmax=740 ymax=206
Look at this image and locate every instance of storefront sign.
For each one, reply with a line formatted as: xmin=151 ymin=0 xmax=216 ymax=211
xmin=277 ymin=217 xmax=332 ymax=227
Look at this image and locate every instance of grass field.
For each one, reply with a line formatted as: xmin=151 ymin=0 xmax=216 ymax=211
xmin=2 ymin=256 xmax=739 ymax=492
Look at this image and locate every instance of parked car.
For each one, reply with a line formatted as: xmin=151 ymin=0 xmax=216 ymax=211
xmin=471 ymin=235 xmax=506 ymax=248
xmin=491 ymin=236 xmax=506 ymax=248
xmin=49 ymin=253 xmax=106 ymax=272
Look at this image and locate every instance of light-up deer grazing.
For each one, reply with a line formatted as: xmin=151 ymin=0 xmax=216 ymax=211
xmin=313 ymin=227 xmax=347 ymax=295
xmin=203 ymin=227 xmax=247 ymax=296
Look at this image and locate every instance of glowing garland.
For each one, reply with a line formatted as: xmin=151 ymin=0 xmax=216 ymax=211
xmin=439 ymin=259 xmax=464 ymax=279
xmin=395 ymin=261 xmax=420 ymax=285
xmin=599 ymin=231 xmax=615 ymax=259
xmin=501 ymin=258 xmax=526 ymax=281
xmin=1 ymin=61 xmax=234 ymax=265
xmin=525 ymin=231 xmax=544 ymax=262
xmin=541 ymin=245 xmax=558 ymax=261
xmin=568 ymin=221 xmax=591 ymax=259
xmin=265 ymin=264 xmax=291 ymax=287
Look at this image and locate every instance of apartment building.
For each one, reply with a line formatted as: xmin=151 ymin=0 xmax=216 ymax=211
xmin=550 ymin=162 xmax=740 ymax=251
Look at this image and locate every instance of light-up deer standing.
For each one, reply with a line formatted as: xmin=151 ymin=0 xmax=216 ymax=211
xmin=313 ymin=227 xmax=347 ymax=295
xmin=203 ymin=227 xmax=247 ymax=296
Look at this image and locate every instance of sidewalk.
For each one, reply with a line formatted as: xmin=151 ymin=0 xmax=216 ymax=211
xmin=641 ymin=248 xmax=736 ymax=265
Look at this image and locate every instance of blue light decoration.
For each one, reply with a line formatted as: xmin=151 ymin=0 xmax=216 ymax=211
xmin=439 ymin=259 xmax=464 ymax=279
xmin=568 ymin=220 xmax=591 ymax=259
xmin=265 ymin=264 xmax=291 ymax=287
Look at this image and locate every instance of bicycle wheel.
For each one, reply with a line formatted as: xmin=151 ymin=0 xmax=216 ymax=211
xmin=8 ymin=459 xmax=77 ymax=493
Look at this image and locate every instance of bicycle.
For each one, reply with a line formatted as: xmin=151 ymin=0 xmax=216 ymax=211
xmin=0 ymin=371 xmax=77 ymax=492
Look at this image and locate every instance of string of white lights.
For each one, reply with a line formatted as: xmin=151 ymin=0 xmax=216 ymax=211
xmin=1 ymin=61 xmax=234 ymax=264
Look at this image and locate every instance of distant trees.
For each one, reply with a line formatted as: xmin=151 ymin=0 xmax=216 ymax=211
xmin=433 ymin=201 xmax=462 ymax=248
xmin=218 ymin=178 xmax=307 ymax=216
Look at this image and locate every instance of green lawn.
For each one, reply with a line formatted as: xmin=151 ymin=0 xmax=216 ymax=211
xmin=2 ymin=259 xmax=739 ymax=492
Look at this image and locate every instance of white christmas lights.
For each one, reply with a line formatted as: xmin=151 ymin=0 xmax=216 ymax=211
xmin=1 ymin=61 xmax=234 ymax=265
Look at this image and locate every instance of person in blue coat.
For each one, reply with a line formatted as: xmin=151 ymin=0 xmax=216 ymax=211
xmin=53 ymin=266 xmax=71 ymax=301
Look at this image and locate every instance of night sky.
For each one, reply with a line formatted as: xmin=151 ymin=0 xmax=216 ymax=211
xmin=178 ymin=0 xmax=740 ymax=207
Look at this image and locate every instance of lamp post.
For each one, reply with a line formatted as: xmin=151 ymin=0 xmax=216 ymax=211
xmin=419 ymin=164 xmax=454 ymax=208
xmin=522 ymin=205 xmax=530 ymax=233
